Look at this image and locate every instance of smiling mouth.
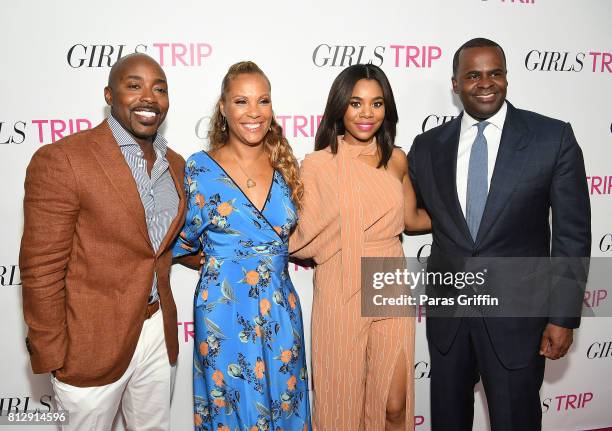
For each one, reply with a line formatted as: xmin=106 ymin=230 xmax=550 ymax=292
xmin=355 ymin=123 xmax=375 ymax=131
xmin=474 ymin=93 xmax=497 ymax=102
xmin=134 ymin=110 xmax=157 ymax=118
xmin=132 ymin=109 xmax=160 ymax=124
xmin=242 ymin=123 xmax=263 ymax=132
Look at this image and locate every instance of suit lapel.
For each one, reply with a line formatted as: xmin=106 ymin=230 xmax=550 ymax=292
xmin=431 ymin=115 xmax=474 ymax=245
xmin=88 ymin=121 xmax=152 ymax=248
xmin=475 ymin=103 xmax=530 ymax=245
xmin=156 ymin=159 xmax=186 ymax=257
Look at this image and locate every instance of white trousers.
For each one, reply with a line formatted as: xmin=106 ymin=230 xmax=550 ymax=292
xmin=51 ymin=308 xmax=176 ymax=430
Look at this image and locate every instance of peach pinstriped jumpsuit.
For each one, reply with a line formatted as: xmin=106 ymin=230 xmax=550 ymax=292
xmin=290 ymin=139 xmax=415 ymax=430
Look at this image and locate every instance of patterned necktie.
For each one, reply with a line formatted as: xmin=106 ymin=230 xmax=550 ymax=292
xmin=466 ymin=121 xmax=489 ymax=241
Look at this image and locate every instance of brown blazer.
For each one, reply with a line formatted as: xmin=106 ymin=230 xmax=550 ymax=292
xmin=20 ymin=120 xmax=186 ymax=387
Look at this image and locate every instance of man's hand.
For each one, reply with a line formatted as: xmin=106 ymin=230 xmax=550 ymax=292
xmin=198 ymin=251 xmax=205 ymax=274
xmin=539 ymin=323 xmax=573 ymax=360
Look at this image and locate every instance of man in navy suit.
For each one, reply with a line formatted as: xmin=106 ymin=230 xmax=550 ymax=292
xmin=408 ymin=38 xmax=591 ymax=431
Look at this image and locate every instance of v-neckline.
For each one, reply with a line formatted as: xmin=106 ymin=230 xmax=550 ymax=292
xmin=203 ymin=151 xmax=275 ymax=215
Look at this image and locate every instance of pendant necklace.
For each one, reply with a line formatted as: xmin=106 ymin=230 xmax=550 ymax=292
xmin=232 ymin=150 xmax=262 ymax=188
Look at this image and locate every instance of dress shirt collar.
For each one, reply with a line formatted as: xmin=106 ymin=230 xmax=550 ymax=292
xmin=107 ymin=115 xmax=168 ymax=157
xmin=460 ymin=100 xmax=508 ymax=133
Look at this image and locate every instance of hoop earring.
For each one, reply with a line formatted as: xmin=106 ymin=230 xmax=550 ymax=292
xmin=221 ymin=116 xmax=227 ymax=132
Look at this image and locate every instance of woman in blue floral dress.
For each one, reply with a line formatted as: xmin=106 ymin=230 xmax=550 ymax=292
xmin=173 ymin=61 xmax=311 ymax=431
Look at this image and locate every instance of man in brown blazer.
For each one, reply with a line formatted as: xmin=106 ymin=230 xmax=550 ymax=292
xmin=20 ymin=53 xmax=185 ymax=430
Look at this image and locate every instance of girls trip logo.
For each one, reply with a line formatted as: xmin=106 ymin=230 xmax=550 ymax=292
xmin=0 ymin=119 xmax=92 ymax=145
xmin=67 ymin=42 xmax=213 ymax=68
xmin=541 ymin=392 xmax=594 ymax=413
xmin=32 ymin=119 xmax=92 ymax=143
xmin=525 ymin=50 xmax=612 ymax=73
xmin=312 ymin=44 xmax=442 ymax=69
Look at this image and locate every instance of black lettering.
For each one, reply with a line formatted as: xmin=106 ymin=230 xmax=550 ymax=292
xmin=67 ymin=44 xmax=86 ymax=68
xmin=13 ymin=121 xmax=26 ymax=144
xmin=9 ymin=265 xmax=21 ymax=285
xmin=0 ymin=265 xmax=20 ymax=286
xmin=587 ymin=342 xmax=600 ymax=359
xmin=542 ymin=397 xmax=551 ymax=413
xmin=0 ymin=122 xmax=11 ymax=144
xmin=549 ymin=52 xmax=562 ymax=71
xmin=602 ymin=341 xmax=612 ymax=358
xmin=600 ymin=234 xmax=612 ymax=252
xmin=39 ymin=395 xmax=52 ymax=412
xmin=87 ymin=45 xmax=98 ymax=67
xmin=331 ymin=45 xmax=341 ymax=66
xmin=340 ymin=45 xmax=356 ymax=67
xmin=422 ymin=115 xmax=438 ymax=132
xmin=0 ymin=266 xmax=7 ymax=286
xmin=575 ymin=52 xmax=585 ymax=72
xmin=356 ymin=45 xmax=365 ymax=64
xmin=6 ymin=397 xmax=24 ymax=412
xmin=540 ymin=51 xmax=551 ymax=71
xmin=525 ymin=50 xmax=540 ymax=71
xmin=373 ymin=46 xmax=385 ymax=67
xmin=414 ymin=361 xmax=430 ymax=379
xmin=417 ymin=244 xmax=431 ymax=263
xmin=97 ymin=45 xmax=115 ymax=67
xmin=312 ymin=44 xmax=331 ymax=67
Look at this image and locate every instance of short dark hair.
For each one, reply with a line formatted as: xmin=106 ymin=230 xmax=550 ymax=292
xmin=315 ymin=63 xmax=398 ymax=168
xmin=452 ymin=38 xmax=506 ymax=77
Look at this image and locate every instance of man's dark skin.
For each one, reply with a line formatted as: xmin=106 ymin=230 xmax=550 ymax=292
xmin=104 ymin=54 xmax=200 ymax=269
xmin=452 ymin=45 xmax=573 ymax=360
xmin=104 ymin=53 xmax=169 ymax=176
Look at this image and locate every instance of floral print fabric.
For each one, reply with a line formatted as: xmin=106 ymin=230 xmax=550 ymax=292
xmin=173 ymin=151 xmax=311 ymax=431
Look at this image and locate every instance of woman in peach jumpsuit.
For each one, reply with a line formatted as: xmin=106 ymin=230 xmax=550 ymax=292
xmin=290 ymin=64 xmax=431 ymax=430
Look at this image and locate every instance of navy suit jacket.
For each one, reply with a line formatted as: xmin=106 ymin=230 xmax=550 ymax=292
xmin=408 ymin=101 xmax=591 ymax=369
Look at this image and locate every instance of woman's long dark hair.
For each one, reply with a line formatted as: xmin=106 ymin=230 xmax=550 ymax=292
xmin=314 ymin=63 xmax=398 ymax=168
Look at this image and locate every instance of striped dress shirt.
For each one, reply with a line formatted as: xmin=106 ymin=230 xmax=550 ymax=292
xmin=107 ymin=116 xmax=179 ymax=303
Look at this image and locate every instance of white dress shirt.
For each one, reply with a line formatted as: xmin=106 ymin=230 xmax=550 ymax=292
xmin=456 ymin=101 xmax=508 ymax=217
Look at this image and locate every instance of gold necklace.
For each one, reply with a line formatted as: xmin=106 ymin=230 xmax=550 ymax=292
xmin=231 ymin=150 xmax=263 ymax=188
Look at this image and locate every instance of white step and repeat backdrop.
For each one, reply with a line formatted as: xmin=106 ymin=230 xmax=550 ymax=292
xmin=1 ymin=1 xmax=611 ymax=430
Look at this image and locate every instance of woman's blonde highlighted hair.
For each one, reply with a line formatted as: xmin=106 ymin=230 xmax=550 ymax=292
xmin=208 ymin=61 xmax=303 ymax=209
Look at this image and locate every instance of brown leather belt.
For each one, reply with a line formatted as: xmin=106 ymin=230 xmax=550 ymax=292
xmin=145 ymin=301 xmax=160 ymax=319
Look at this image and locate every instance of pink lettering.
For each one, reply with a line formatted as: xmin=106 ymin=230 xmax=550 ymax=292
xmin=406 ymin=46 xmax=421 ymax=67
xmin=417 ymin=304 xmax=426 ymax=323
xmin=555 ymin=392 xmax=594 ymax=410
xmin=390 ymin=45 xmax=403 ymax=67
xmin=76 ymin=118 xmax=92 ymax=132
xmin=294 ymin=116 xmax=308 ymax=137
xmin=152 ymin=43 xmax=170 ymax=66
xmin=389 ymin=45 xmax=442 ymax=68
xmin=602 ymin=53 xmax=612 ymax=72
xmin=589 ymin=52 xmax=612 ymax=73
xmin=428 ymin=46 xmax=442 ymax=67
xmin=276 ymin=115 xmax=290 ymax=133
xmin=172 ymin=43 xmax=188 ymax=66
xmin=152 ymin=42 xmax=212 ymax=66
xmin=591 ymin=176 xmax=602 ymax=194
xmin=197 ymin=43 xmax=213 ymax=66
xmin=178 ymin=321 xmax=195 ymax=342
xmin=31 ymin=118 xmax=92 ymax=144
xmin=581 ymin=392 xmax=593 ymax=408
xmin=31 ymin=119 xmax=48 ymax=143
